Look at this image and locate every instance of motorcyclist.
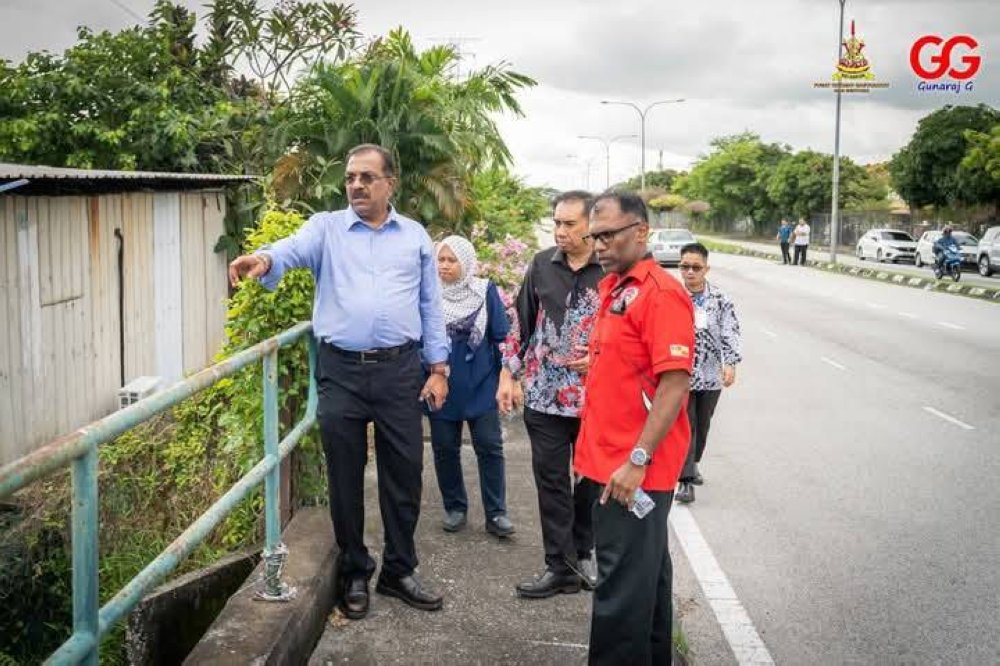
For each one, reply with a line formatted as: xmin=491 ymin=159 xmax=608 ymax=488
xmin=932 ymin=225 xmax=960 ymax=269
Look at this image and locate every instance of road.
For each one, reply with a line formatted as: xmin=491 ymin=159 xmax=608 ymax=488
xmin=700 ymin=235 xmax=1000 ymax=290
xmin=670 ymin=252 xmax=1000 ymax=665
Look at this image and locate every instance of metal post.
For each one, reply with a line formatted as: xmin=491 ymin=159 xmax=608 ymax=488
xmin=830 ymin=0 xmax=847 ymax=264
xmin=601 ymin=99 xmax=685 ymax=194
xmin=71 ymin=448 xmax=100 ymax=666
xmin=257 ymin=348 xmax=294 ymax=601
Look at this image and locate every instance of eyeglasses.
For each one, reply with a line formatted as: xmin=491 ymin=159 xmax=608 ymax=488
xmin=678 ymin=264 xmax=706 ymax=273
xmin=582 ymin=221 xmax=640 ymax=244
xmin=344 ymin=172 xmax=390 ymax=186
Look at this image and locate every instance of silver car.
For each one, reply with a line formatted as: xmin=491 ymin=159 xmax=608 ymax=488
xmin=976 ymin=226 xmax=1000 ymax=277
xmin=650 ymin=228 xmax=696 ymax=265
xmin=914 ymin=230 xmax=979 ymax=268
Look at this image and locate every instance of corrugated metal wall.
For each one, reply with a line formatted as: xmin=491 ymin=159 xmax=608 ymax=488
xmin=0 ymin=191 xmax=230 ymax=465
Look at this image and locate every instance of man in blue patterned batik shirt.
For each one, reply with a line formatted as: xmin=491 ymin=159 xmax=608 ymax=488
xmin=498 ymin=190 xmax=604 ymax=598
xmin=228 ymin=144 xmax=450 ymax=620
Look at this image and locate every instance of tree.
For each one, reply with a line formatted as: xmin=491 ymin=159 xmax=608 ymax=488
xmin=676 ymin=132 xmax=790 ymax=233
xmin=889 ymin=104 xmax=1000 ymax=210
xmin=956 ymin=125 xmax=1000 ymax=213
xmin=766 ymin=150 xmax=886 ymax=218
xmin=465 ymin=168 xmax=548 ymax=241
xmin=647 ymin=193 xmax=688 ymax=212
xmin=273 ymin=29 xmax=535 ymax=224
xmin=613 ymin=168 xmax=680 ymax=193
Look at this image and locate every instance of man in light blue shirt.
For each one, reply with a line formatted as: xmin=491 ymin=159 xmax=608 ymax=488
xmin=229 ymin=144 xmax=450 ymax=619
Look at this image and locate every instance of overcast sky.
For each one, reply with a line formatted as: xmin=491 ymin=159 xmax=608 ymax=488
xmin=1 ymin=0 xmax=996 ymax=190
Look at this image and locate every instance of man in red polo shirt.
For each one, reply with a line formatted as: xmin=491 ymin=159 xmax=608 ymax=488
xmin=575 ymin=191 xmax=694 ymax=665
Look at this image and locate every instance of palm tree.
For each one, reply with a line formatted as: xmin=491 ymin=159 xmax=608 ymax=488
xmin=271 ymin=29 xmax=535 ymax=224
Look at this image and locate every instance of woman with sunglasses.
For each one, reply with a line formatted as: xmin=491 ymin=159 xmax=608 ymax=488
xmin=675 ymin=242 xmax=743 ymax=504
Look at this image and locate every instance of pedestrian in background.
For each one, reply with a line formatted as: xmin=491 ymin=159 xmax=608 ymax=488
xmin=429 ymin=235 xmax=515 ymax=539
xmin=675 ymin=242 xmax=743 ymax=504
xmin=573 ymin=191 xmax=694 ymax=665
xmin=793 ymin=217 xmax=811 ymax=265
xmin=776 ymin=218 xmax=793 ymax=264
xmin=499 ymin=190 xmax=603 ymax=598
xmin=228 ymin=144 xmax=448 ymax=620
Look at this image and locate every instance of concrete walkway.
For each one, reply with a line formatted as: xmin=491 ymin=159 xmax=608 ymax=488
xmin=309 ymin=417 xmax=593 ymax=666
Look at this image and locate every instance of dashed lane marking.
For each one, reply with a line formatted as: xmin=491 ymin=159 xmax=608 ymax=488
xmin=820 ymin=356 xmax=847 ymax=371
xmin=923 ymin=406 xmax=975 ymax=431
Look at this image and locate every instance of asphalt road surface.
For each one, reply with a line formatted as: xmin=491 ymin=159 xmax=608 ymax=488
xmin=671 ymin=252 xmax=1000 ymax=665
xmin=701 ymin=235 xmax=1000 ymax=290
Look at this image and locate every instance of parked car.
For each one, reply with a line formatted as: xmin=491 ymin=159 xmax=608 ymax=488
xmin=976 ymin=225 xmax=1000 ymax=277
xmin=914 ymin=230 xmax=979 ymax=268
xmin=855 ymin=229 xmax=917 ymax=263
xmin=649 ymin=228 xmax=696 ymax=265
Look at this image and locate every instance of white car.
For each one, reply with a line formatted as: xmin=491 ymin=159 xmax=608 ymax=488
xmin=650 ymin=228 xmax=696 ymax=265
xmin=914 ymin=230 xmax=979 ymax=268
xmin=856 ymin=229 xmax=917 ymax=263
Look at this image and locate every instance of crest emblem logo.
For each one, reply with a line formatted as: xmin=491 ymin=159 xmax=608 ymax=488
xmin=833 ymin=20 xmax=874 ymax=81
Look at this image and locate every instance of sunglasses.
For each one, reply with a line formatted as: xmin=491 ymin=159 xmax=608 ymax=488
xmin=678 ymin=264 xmax=706 ymax=273
xmin=344 ymin=172 xmax=390 ymax=186
xmin=582 ymin=221 xmax=641 ymax=244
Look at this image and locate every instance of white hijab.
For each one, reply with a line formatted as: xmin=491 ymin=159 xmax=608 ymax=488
xmin=437 ymin=235 xmax=489 ymax=350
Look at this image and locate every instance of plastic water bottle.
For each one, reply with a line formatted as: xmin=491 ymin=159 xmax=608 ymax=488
xmin=631 ymin=488 xmax=655 ymax=519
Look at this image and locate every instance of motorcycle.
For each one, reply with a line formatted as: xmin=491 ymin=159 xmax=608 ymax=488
xmin=933 ymin=245 xmax=962 ymax=282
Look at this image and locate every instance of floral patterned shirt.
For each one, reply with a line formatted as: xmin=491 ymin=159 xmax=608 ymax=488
xmin=502 ymin=247 xmax=603 ymax=417
xmin=689 ymin=281 xmax=743 ymax=391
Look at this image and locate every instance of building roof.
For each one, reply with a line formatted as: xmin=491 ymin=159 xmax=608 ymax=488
xmin=0 ymin=163 xmax=258 ymax=195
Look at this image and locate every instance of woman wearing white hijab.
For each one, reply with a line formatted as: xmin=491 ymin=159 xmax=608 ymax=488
xmin=430 ymin=235 xmax=514 ymax=538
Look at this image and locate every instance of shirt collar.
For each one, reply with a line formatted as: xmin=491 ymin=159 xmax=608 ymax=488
xmin=348 ymin=204 xmax=400 ymax=230
xmin=551 ymin=247 xmax=601 ymax=267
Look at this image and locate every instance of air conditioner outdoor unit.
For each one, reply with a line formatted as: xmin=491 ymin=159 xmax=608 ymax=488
xmin=118 ymin=376 xmax=161 ymax=410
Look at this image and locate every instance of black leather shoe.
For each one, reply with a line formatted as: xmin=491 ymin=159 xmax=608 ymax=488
xmin=690 ymin=464 xmax=704 ymax=486
xmin=340 ymin=576 xmax=369 ymax=619
xmin=515 ymin=568 xmax=581 ymax=599
xmin=375 ymin=573 xmax=443 ymax=611
xmin=676 ymin=482 xmax=695 ymax=504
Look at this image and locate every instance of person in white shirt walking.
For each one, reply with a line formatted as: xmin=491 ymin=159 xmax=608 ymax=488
xmin=792 ymin=218 xmax=811 ymax=265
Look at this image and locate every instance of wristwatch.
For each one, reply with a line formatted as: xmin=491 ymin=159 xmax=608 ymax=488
xmin=629 ymin=447 xmax=652 ymax=466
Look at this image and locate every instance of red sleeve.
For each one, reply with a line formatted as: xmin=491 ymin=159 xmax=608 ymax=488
xmin=641 ymin=287 xmax=695 ymax=376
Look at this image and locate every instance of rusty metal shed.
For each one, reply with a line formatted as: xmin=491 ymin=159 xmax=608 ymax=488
xmin=1 ymin=163 xmax=256 ymax=464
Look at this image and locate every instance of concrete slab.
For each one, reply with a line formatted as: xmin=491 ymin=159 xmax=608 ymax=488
xmin=185 ymin=507 xmax=337 ymax=665
xmin=309 ymin=417 xmax=593 ymax=666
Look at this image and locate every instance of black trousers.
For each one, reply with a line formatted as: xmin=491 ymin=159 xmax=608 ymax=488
xmin=589 ymin=489 xmax=674 ymax=665
xmin=780 ymin=241 xmax=791 ymax=264
xmin=794 ymin=244 xmax=808 ymax=265
xmin=315 ymin=342 xmax=425 ymax=580
xmin=523 ymin=407 xmax=597 ymax=572
xmin=680 ymin=389 xmax=722 ymax=481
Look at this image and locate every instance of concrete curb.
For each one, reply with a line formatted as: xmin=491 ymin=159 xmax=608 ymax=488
xmin=184 ymin=507 xmax=337 ymax=665
xmin=702 ymin=241 xmax=1000 ymax=303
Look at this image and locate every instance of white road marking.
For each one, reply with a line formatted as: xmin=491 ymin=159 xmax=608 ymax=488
xmin=671 ymin=506 xmax=775 ymax=666
xmin=524 ymin=640 xmax=589 ymax=650
xmin=866 ymin=303 xmax=887 ymax=310
xmin=937 ymin=321 xmax=965 ymax=331
xmin=760 ymin=328 xmax=778 ymax=339
xmin=820 ymin=356 xmax=847 ymax=371
xmin=897 ymin=311 xmax=917 ymax=319
xmin=923 ymin=406 xmax=975 ymax=431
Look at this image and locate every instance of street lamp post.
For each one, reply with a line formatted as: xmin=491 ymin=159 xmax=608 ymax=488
xmin=830 ymin=0 xmax=847 ymax=264
xmin=601 ymin=98 xmax=685 ymax=192
xmin=577 ymin=133 xmax=638 ymax=189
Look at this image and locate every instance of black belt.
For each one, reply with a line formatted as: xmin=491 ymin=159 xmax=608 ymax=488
xmin=327 ymin=340 xmax=418 ymax=364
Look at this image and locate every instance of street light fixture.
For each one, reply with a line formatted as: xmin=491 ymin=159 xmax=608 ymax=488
xmin=830 ymin=0 xmax=847 ymax=264
xmin=600 ymin=98 xmax=685 ymax=192
xmin=576 ymin=133 xmax=638 ymax=189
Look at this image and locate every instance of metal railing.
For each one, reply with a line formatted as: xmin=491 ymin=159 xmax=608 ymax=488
xmin=0 ymin=321 xmax=317 ymax=665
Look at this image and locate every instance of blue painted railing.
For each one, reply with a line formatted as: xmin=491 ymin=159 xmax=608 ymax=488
xmin=0 ymin=321 xmax=318 ymax=664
